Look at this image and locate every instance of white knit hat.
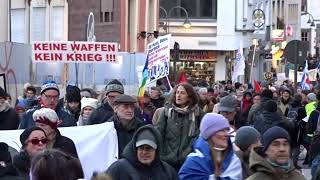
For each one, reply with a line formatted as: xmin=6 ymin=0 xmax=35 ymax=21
xmin=81 ymin=98 xmax=98 ymax=111
xmin=32 ymin=108 xmax=59 ymax=128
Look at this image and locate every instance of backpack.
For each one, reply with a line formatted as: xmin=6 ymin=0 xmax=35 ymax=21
xmin=286 ymin=105 xmax=299 ymax=122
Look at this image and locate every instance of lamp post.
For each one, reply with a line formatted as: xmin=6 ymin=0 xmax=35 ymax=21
xmin=159 ymin=6 xmax=191 ymax=82
xmin=302 ymin=11 xmax=315 ymax=27
xmin=159 ymin=6 xmax=191 ymax=34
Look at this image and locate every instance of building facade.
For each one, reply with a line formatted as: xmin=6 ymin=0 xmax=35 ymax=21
xmin=159 ymin=0 xmax=263 ymax=84
xmin=68 ymin=0 xmax=158 ymax=53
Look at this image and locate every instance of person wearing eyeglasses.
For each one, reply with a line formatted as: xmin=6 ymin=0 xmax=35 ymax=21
xmin=106 ymin=125 xmax=177 ymax=180
xmin=32 ymin=108 xmax=78 ymax=158
xmin=13 ymin=127 xmax=48 ymax=179
xmin=19 ymin=80 xmax=77 ymax=129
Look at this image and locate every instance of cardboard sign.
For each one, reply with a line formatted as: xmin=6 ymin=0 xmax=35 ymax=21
xmin=147 ymin=34 xmax=171 ymax=83
xmin=32 ymin=41 xmax=118 ymax=63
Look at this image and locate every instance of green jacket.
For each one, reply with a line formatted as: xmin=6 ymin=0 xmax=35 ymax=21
xmin=156 ymin=104 xmax=205 ymax=169
xmin=246 ymin=149 xmax=305 ymax=180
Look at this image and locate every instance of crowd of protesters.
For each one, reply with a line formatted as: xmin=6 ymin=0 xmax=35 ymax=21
xmin=1 ymin=77 xmax=320 ymax=179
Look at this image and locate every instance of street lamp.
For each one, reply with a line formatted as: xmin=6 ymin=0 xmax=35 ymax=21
xmin=302 ymin=11 xmax=315 ymax=27
xmin=159 ymin=6 xmax=191 ymax=34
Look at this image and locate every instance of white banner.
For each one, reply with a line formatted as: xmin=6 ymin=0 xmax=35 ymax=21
xmin=32 ymin=41 xmax=118 ymax=63
xmin=0 ymin=122 xmax=118 ymax=180
xmin=147 ymin=34 xmax=171 ymax=84
xmin=288 ymin=69 xmax=317 ymax=82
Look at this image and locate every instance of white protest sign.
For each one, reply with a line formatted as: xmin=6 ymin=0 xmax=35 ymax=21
xmin=147 ymin=34 xmax=171 ymax=84
xmin=0 ymin=122 xmax=118 ymax=180
xmin=289 ymin=69 xmax=318 ymax=82
xmin=32 ymin=41 xmax=118 ymax=63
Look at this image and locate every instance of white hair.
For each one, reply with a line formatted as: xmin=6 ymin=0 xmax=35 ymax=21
xmin=198 ymin=87 xmax=208 ymax=94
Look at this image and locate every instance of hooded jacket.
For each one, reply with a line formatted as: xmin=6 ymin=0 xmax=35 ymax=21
xmin=106 ymin=125 xmax=178 ymax=180
xmin=253 ymin=111 xmax=283 ymax=135
xmin=0 ymin=164 xmax=24 ymax=180
xmin=179 ymin=137 xmax=242 ymax=180
xmin=246 ymin=148 xmax=305 ymax=180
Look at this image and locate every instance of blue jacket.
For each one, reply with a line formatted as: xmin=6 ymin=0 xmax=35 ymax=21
xmin=19 ymin=106 xmax=77 ymax=129
xmin=179 ymin=137 xmax=242 ymax=180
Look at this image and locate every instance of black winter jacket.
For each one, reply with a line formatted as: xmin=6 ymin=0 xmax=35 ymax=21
xmin=106 ymin=125 xmax=178 ymax=180
xmin=107 ymin=115 xmax=145 ymax=157
xmin=53 ymin=129 xmax=78 ymax=158
xmin=0 ymin=106 xmax=20 ymax=130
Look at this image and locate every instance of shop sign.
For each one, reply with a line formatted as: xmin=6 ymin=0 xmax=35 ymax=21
xmin=170 ymin=50 xmax=217 ymax=61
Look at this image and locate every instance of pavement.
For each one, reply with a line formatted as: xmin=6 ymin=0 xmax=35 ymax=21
xmin=298 ymin=147 xmax=311 ymax=180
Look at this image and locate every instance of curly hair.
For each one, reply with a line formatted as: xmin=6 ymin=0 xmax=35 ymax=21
xmin=169 ymin=83 xmax=199 ymax=107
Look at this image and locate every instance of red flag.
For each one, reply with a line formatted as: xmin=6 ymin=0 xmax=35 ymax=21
xmin=177 ymin=71 xmax=188 ymax=84
xmin=254 ymin=80 xmax=261 ymax=93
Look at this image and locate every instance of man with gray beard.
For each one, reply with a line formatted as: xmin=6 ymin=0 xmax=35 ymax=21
xmin=0 ymin=87 xmax=20 ymax=130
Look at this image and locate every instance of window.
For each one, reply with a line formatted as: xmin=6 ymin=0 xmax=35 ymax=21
xmin=301 ymin=0 xmax=307 ymax=12
xmin=301 ymin=31 xmax=309 ymax=41
xmin=100 ymin=0 xmax=114 ymax=23
xmin=11 ymin=9 xmax=25 ymax=43
xmin=50 ymin=7 xmax=64 ymax=41
xmin=160 ymin=0 xmax=217 ymax=19
xmin=32 ymin=7 xmax=46 ymax=41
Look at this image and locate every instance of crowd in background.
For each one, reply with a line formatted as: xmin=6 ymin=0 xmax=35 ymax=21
xmin=1 ymin=77 xmax=320 ymax=179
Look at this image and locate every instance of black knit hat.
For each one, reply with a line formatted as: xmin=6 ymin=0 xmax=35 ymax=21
xmin=20 ymin=127 xmax=47 ymax=146
xmin=0 ymin=87 xmax=6 ymax=98
xmin=262 ymin=126 xmax=290 ymax=152
xmin=105 ymin=79 xmax=124 ymax=95
xmin=0 ymin=142 xmax=11 ymax=163
xmin=66 ymin=85 xmax=81 ymax=103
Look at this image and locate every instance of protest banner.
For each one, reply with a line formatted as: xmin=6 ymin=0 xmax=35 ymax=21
xmin=146 ymin=34 xmax=171 ymax=84
xmin=0 ymin=122 xmax=118 ymax=180
xmin=289 ymin=69 xmax=317 ymax=82
xmin=32 ymin=41 xmax=118 ymax=63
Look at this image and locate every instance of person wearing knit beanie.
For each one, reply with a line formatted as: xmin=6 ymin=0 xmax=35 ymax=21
xmin=87 ymin=79 xmax=127 ymax=125
xmin=234 ymin=126 xmax=262 ymax=178
xmin=32 ymin=108 xmax=78 ymax=158
xmin=235 ymin=126 xmax=261 ymax=151
xmin=246 ymin=126 xmax=305 ymax=180
xmin=78 ymin=98 xmax=98 ymax=126
xmin=179 ymin=113 xmax=243 ymax=179
xmin=200 ymin=113 xmax=230 ymax=140
xmin=65 ymin=85 xmax=81 ymax=120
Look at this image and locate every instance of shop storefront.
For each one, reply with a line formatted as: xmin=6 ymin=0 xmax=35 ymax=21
xmin=170 ymin=50 xmax=217 ymax=85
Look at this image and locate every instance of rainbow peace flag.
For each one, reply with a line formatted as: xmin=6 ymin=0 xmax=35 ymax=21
xmin=138 ymin=56 xmax=149 ymax=108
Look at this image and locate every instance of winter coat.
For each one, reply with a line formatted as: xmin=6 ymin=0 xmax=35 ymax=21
xmin=107 ymin=115 xmax=145 ymax=158
xmin=253 ymin=111 xmax=283 ymax=135
xmin=106 ymin=125 xmax=178 ymax=180
xmin=142 ymin=102 xmax=156 ymax=124
xmin=19 ymin=106 xmax=77 ymax=129
xmin=246 ymin=148 xmax=305 ymax=180
xmin=0 ymin=103 xmax=20 ymax=130
xmin=53 ymin=129 xmax=78 ymax=158
xmin=179 ymin=137 xmax=242 ymax=180
xmin=307 ymin=104 xmax=320 ymax=162
xmin=0 ymin=165 xmax=24 ymax=180
xmin=151 ymin=97 xmax=165 ymax=109
xmin=156 ymin=104 xmax=205 ymax=169
xmin=88 ymin=102 xmax=143 ymax=125
xmin=88 ymin=102 xmax=114 ymax=125
xmin=12 ymin=151 xmax=31 ymax=180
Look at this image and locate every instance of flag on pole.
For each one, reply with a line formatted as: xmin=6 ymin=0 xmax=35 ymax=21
xmin=253 ymin=79 xmax=261 ymax=93
xmin=301 ymin=60 xmax=311 ymax=90
xmin=232 ymin=42 xmax=245 ymax=82
xmin=138 ymin=56 xmax=149 ymax=109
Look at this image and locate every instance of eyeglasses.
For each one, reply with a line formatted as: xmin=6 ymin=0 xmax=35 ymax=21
xmin=43 ymin=93 xmax=59 ymax=100
xmin=107 ymin=95 xmax=116 ymax=99
xmin=137 ymin=145 xmax=155 ymax=152
xmin=28 ymin=138 xmax=48 ymax=145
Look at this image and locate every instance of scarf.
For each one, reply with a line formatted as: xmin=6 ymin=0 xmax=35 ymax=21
xmin=267 ymin=158 xmax=291 ymax=172
xmin=169 ymin=104 xmax=197 ymax=137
